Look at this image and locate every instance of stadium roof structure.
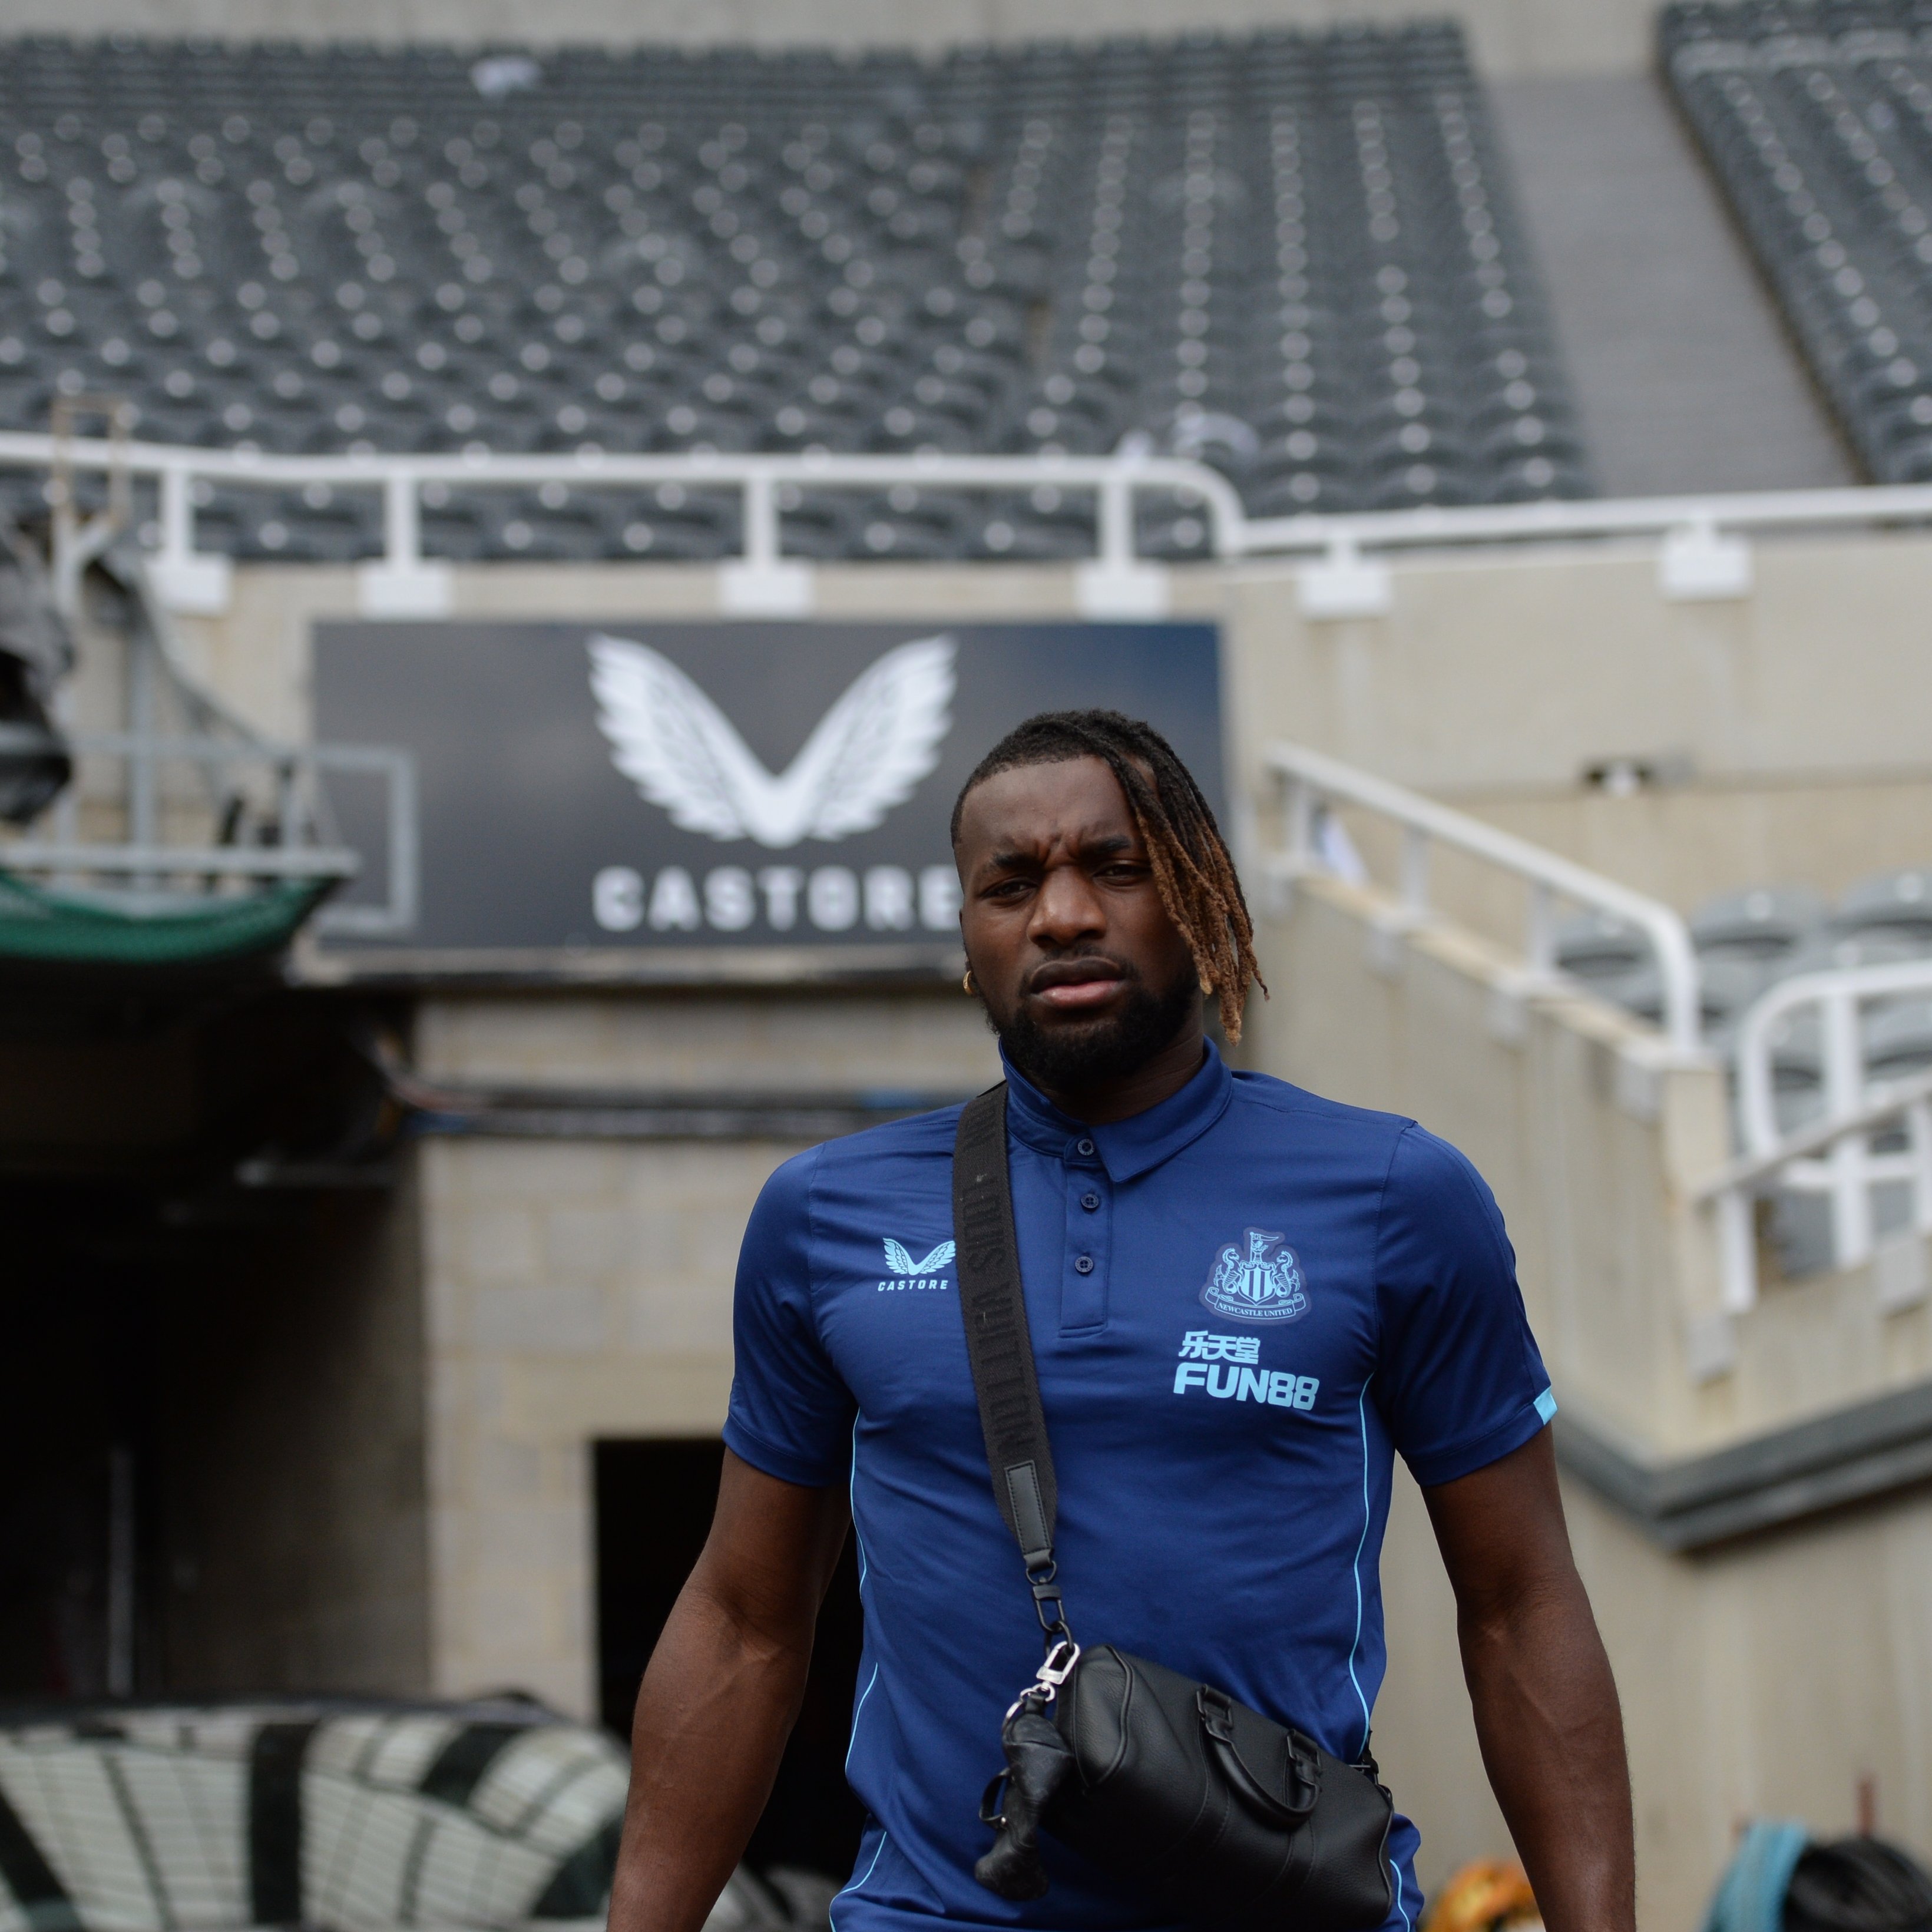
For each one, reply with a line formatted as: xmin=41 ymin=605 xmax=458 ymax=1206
xmin=0 ymin=27 xmax=1591 ymax=564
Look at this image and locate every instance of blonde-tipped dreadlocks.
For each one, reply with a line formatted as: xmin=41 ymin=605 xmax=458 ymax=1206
xmin=950 ymin=710 xmax=1267 ymax=1042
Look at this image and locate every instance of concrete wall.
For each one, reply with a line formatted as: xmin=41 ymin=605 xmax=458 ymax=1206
xmin=1218 ymin=534 xmax=1932 ymax=800
xmin=1377 ymin=1460 xmax=1932 ymax=1921
xmin=0 ymin=0 xmax=1661 ymax=80
xmin=412 ymin=990 xmax=998 ymax=1715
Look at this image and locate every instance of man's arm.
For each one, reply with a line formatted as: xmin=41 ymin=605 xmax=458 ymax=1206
xmin=608 ymin=1449 xmax=851 ymax=1932
xmin=1421 ymin=1427 xmax=1635 ymax=1932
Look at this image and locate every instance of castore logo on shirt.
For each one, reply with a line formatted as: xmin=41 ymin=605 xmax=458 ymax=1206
xmin=876 ymin=1238 xmax=955 ymax=1292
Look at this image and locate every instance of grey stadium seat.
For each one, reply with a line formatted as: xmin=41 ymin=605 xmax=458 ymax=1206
xmin=1865 ymin=995 xmax=1932 ymax=1082
xmin=1554 ymin=908 xmax=1649 ymax=984
xmin=1595 ymin=954 xmax=1765 ymax=1043
xmin=1775 ymin=928 xmax=1932 ymax=981
xmin=1833 ymin=866 xmax=1932 ymax=943
xmin=1689 ymin=884 xmax=1827 ymax=963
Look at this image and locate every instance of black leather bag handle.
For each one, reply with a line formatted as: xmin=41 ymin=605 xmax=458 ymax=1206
xmin=1196 ymin=1688 xmax=1320 ymax=1825
xmin=952 ymin=1084 xmax=1070 ymax=1643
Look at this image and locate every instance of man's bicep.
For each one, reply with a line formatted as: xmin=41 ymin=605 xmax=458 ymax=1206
xmin=689 ymin=1450 xmax=852 ymax=1630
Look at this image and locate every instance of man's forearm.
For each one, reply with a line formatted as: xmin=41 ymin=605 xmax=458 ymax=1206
xmin=607 ymin=1579 xmax=815 ymax=1932
xmin=608 ymin=1454 xmax=849 ymax=1932
xmin=1458 ymin=1575 xmax=1635 ymax=1932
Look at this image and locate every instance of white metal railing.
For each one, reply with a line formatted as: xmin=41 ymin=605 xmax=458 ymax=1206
xmin=1265 ymin=740 xmax=1705 ymax=1056
xmin=1697 ymin=1065 xmax=1932 ymax=1315
xmin=1697 ymin=958 xmax=1932 ymax=1305
xmin=10 ymin=429 xmax=1932 ymax=616
xmin=0 ymin=729 xmax=418 ymax=936
xmin=0 ymin=431 xmax=1242 ymax=618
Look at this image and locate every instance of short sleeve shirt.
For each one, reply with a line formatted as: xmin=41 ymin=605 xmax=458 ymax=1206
xmin=724 ymin=1041 xmax=1553 ymax=1932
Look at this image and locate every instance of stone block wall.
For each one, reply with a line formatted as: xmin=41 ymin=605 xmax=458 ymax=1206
xmin=413 ymin=988 xmax=998 ymax=1715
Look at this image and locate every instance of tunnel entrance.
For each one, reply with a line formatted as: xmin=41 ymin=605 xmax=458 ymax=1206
xmin=594 ymin=1437 xmax=867 ymax=1883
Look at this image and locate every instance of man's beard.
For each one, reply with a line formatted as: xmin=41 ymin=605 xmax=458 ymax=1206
xmin=990 ymin=958 xmax=1200 ymax=1097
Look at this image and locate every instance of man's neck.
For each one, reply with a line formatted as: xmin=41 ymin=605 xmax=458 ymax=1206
xmin=1027 ymin=1021 xmax=1208 ymax=1126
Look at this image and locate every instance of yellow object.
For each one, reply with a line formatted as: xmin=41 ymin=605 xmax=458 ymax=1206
xmin=1422 ymin=1859 xmax=1542 ymax=1932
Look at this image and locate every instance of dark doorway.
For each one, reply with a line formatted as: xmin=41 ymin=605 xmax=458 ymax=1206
xmin=594 ymin=1438 xmax=866 ymax=1882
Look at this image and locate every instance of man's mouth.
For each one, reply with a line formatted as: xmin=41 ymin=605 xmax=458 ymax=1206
xmin=1026 ymin=958 xmax=1129 ymax=1012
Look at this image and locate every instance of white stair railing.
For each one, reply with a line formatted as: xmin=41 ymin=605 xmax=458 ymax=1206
xmin=1704 ymin=959 xmax=1932 ymax=1305
xmin=1696 ymin=1061 xmax=1932 ymax=1314
xmin=1265 ymin=740 xmax=1704 ymax=1056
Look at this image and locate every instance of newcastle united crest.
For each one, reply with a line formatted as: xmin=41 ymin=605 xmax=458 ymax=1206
xmin=1200 ymin=1228 xmax=1310 ymax=1324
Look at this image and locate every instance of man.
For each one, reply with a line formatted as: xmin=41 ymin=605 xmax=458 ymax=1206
xmin=611 ymin=710 xmax=1635 ymax=1932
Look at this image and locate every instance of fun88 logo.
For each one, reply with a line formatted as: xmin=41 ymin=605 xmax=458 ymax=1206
xmin=1173 ymin=1331 xmax=1319 ymax=1411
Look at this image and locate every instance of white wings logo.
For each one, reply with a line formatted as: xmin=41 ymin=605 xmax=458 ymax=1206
xmin=587 ymin=633 xmax=955 ymax=850
xmin=883 ymin=1239 xmax=956 ymax=1278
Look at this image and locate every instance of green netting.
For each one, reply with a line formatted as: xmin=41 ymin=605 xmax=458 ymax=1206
xmin=0 ymin=869 xmax=333 ymax=965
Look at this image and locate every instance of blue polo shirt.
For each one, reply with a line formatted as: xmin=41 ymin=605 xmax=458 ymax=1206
xmin=724 ymin=1041 xmax=1553 ymax=1932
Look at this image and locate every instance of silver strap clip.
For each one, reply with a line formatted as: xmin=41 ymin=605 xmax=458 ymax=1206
xmin=1004 ymin=1637 xmax=1081 ymax=1721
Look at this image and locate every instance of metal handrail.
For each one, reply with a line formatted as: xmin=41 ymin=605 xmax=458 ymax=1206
xmin=1708 ymin=957 xmax=1932 ymax=1299
xmin=1735 ymin=958 xmax=1932 ymax=1156
xmin=1695 ymin=1065 xmax=1932 ymax=1315
xmin=0 ymin=431 xmax=1246 ymax=583
xmin=11 ymin=430 xmax=1932 ymax=589
xmin=1264 ymin=740 xmax=1704 ymax=1056
xmin=1698 ymin=1066 xmax=1932 ymax=1199
xmin=1238 ymin=480 xmax=1932 ymax=555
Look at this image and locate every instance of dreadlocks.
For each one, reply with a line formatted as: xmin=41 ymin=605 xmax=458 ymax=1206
xmin=951 ymin=709 xmax=1266 ymax=1042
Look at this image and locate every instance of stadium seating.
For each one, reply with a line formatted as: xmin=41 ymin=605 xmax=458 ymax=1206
xmin=0 ymin=28 xmax=1590 ymax=560
xmin=1663 ymin=0 xmax=1932 ymax=483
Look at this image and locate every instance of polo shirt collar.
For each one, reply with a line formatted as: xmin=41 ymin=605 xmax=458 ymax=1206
xmin=999 ymin=1037 xmax=1234 ymax=1182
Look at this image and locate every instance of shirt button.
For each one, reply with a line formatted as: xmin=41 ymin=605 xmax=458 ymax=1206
xmin=1074 ymin=1254 xmax=1096 ymax=1275
xmin=1080 ymin=1192 xmax=1100 ymax=1212
xmin=1076 ymin=1138 xmax=1095 ymax=1156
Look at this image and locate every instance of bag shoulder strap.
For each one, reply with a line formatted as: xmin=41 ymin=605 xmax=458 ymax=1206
xmin=952 ymin=1085 xmax=1068 ymax=1641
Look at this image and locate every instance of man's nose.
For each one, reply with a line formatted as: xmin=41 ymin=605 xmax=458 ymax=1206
xmin=1029 ymin=866 xmax=1106 ymax=947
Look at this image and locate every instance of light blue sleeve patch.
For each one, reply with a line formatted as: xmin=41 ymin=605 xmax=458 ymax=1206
xmin=1534 ymin=1387 xmax=1559 ymax=1424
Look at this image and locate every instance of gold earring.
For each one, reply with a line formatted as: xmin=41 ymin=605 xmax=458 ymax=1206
xmin=963 ymin=968 xmax=978 ymax=995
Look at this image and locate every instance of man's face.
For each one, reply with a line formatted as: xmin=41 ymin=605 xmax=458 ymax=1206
xmin=954 ymin=755 xmax=1200 ymax=1096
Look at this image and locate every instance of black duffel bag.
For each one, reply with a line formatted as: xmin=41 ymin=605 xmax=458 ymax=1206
xmin=954 ymin=1086 xmax=1395 ymax=1931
